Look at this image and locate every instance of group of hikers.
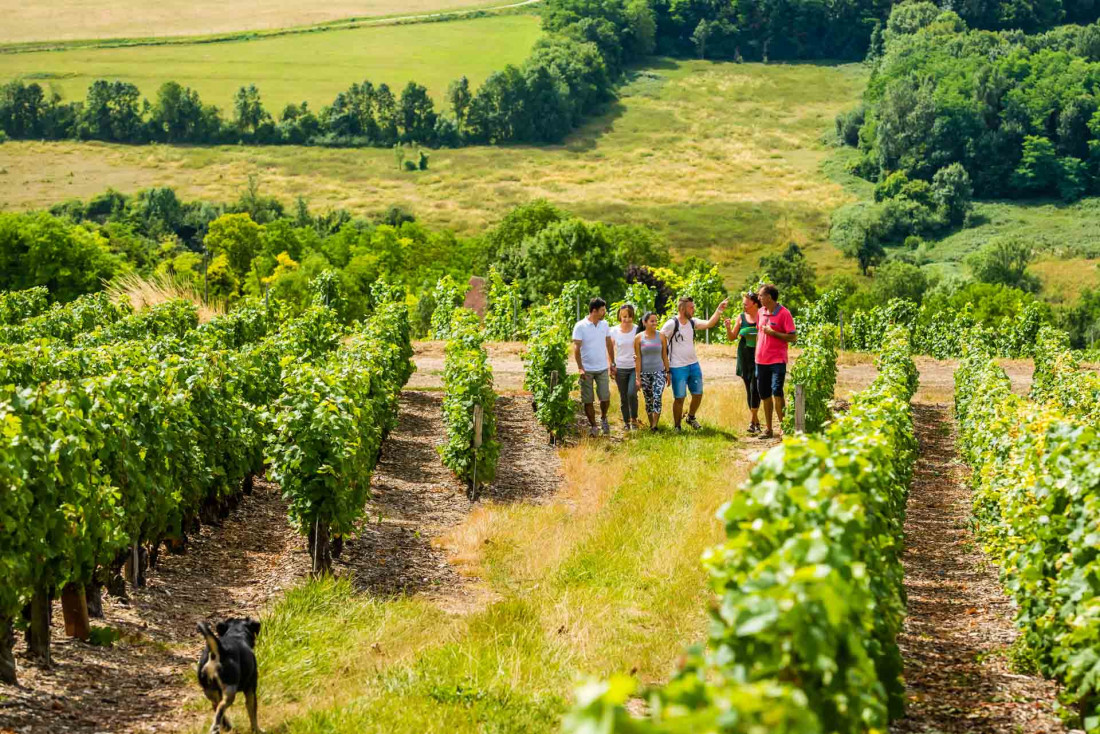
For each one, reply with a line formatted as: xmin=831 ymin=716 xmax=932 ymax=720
xmin=571 ymin=284 xmax=797 ymax=438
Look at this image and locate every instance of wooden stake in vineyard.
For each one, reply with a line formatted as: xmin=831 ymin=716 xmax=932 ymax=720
xmin=469 ymin=404 xmax=484 ymax=502
xmin=60 ymin=583 xmax=90 ymax=641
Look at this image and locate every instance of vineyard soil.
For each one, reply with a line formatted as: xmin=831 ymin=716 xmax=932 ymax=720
xmin=892 ymin=404 xmax=1065 ymax=733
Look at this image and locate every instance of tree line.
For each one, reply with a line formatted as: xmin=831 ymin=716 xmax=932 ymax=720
xmin=544 ymin=0 xmax=1100 ymax=64
xmin=841 ymin=4 xmax=1100 ymax=202
xmin=0 ymin=5 xmax=652 ymax=148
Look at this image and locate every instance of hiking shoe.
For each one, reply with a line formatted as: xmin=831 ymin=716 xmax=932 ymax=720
xmin=589 ymin=425 xmax=599 ymax=438
xmin=686 ymin=415 xmax=702 ymax=430
xmin=748 ymin=423 xmax=760 ymax=434
xmin=674 ymin=425 xmax=682 ymax=433
xmin=759 ymin=430 xmax=774 ymax=440
xmin=601 ymin=419 xmax=611 ymax=436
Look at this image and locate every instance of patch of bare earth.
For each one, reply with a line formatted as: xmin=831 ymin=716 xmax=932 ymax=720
xmin=0 ymin=388 xmax=561 ymax=734
xmin=0 ymin=477 xmax=306 ymax=734
xmin=892 ymin=403 xmax=1068 ymax=734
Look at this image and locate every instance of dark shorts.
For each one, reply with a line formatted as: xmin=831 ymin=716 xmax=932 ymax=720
xmin=757 ymin=362 xmax=787 ymax=400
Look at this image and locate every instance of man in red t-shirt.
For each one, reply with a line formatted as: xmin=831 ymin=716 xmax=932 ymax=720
xmin=755 ymin=283 xmax=797 ymax=439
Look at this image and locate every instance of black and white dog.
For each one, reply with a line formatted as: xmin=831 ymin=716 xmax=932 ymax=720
xmin=196 ymin=618 xmax=261 ymax=733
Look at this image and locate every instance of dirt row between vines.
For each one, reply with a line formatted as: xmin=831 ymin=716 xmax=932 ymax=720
xmin=0 ymin=390 xmax=561 ymax=734
xmin=892 ymin=402 xmax=1070 ymax=733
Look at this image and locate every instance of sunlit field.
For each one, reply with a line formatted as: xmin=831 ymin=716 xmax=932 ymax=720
xmin=0 ymin=60 xmax=869 ymax=284
xmin=0 ymin=0 xmax=505 ymax=43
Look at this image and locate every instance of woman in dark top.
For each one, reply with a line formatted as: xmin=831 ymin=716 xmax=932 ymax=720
xmin=724 ymin=292 xmax=762 ymax=434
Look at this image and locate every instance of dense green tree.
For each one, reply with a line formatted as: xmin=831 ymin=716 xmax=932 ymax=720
xmin=233 ymin=85 xmax=270 ymax=137
xmin=831 ymin=204 xmax=887 ymax=275
xmin=873 ymin=260 xmax=929 ymax=303
xmin=374 ymin=83 xmax=400 ymax=145
xmin=447 ymin=76 xmax=472 ymax=128
xmin=0 ymin=212 xmax=118 ymax=301
xmin=204 ymin=213 xmax=263 ymax=279
xmin=79 ymin=80 xmax=145 ymax=142
xmin=514 ymin=218 xmax=625 ymax=301
xmin=399 ymin=82 xmax=437 ymax=142
xmin=149 ymin=82 xmax=220 ymax=143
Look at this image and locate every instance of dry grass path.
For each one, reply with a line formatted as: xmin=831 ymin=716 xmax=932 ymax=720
xmin=891 ymin=403 xmax=1068 ymax=734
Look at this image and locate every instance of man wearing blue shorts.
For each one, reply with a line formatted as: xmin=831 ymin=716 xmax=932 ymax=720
xmin=660 ymin=295 xmax=728 ymax=431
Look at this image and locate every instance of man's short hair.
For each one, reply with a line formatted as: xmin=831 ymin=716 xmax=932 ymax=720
xmin=589 ymin=297 xmax=607 ymax=313
xmin=677 ymin=296 xmax=694 ymax=311
xmin=760 ymin=284 xmax=779 ymax=301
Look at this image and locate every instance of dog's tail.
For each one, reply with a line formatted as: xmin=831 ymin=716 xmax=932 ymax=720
xmin=196 ymin=621 xmax=220 ymax=661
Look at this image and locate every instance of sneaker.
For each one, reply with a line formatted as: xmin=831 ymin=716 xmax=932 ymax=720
xmin=759 ymin=429 xmax=774 ymax=440
xmin=686 ymin=415 xmax=702 ymax=430
xmin=589 ymin=425 xmax=599 ymax=438
xmin=748 ymin=423 xmax=760 ymax=435
xmin=674 ymin=425 xmax=682 ymax=433
xmin=601 ymin=419 xmax=611 ymax=436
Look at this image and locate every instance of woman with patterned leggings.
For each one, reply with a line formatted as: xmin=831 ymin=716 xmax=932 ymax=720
xmin=633 ymin=311 xmax=671 ymax=431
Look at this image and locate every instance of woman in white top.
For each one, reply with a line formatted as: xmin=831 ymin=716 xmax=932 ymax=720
xmin=611 ymin=304 xmax=641 ymax=431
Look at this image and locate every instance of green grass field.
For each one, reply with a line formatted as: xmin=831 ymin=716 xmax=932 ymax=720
xmin=0 ymin=14 xmax=542 ymax=110
xmin=0 ymin=0 xmax=506 ymax=43
xmin=0 ymin=59 xmax=868 ymax=286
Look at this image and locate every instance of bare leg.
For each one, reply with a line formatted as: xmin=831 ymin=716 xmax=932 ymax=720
xmin=673 ymin=398 xmax=684 ymax=427
xmin=750 ymin=407 xmax=760 ymax=426
xmin=599 ymin=400 xmax=609 ymax=421
xmin=584 ymin=402 xmax=596 ymax=427
xmin=245 ymin=691 xmax=259 ymax=733
xmin=762 ymin=397 xmax=774 ymax=434
xmin=774 ymin=395 xmax=786 ymax=429
xmin=688 ymin=393 xmax=703 ymax=421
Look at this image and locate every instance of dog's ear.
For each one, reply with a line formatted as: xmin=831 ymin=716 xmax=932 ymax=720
xmin=247 ymin=618 xmax=261 ymax=639
xmin=216 ymin=620 xmax=229 ymax=637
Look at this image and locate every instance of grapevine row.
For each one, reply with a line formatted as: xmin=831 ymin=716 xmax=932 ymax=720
xmin=0 ymin=284 xmax=413 ymax=683
xmin=267 ymin=298 xmax=413 ymax=574
xmin=564 ymin=329 xmax=918 ymax=733
xmin=955 ymin=328 xmax=1100 ymax=730
xmin=438 ymin=308 xmax=499 ymax=498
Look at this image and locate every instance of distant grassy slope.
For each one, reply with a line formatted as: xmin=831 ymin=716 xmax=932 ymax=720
xmin=826 ymin=147 xmax=1100 ymax=302
xmin=0 ymin=0 xmax=504 ymax=43
xmin=0 ymin=14 xmax=542 ymax=109
xmin=922 ymin=200 xmax=1100 ymax=303
xmin=0 ymin=60 xmax=868 ymax=287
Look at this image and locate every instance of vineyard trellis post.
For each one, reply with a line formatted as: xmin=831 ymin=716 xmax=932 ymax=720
xmin=203 ymin=252 xmax=209 ymax=305
xmin=549 ymin=369 xmax=559 ymax=445
xmin=794 ymin=384 xmax=806 ymax=433
xmin=470 ymin=404 xmax=484 ymax=502
xmin=839 ymin=311 xmax=845 ymax=351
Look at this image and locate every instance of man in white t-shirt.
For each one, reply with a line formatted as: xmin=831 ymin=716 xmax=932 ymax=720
xmin=660 ymin=295 xmax=728 ymax=431
xmin=572 ymin=297 xmax=615 ymax=437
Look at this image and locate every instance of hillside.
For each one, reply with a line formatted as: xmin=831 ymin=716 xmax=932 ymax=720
xmin=0 ymin=60 xmax=868 ymax=284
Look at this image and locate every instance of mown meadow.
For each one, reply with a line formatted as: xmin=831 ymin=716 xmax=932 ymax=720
xmin=0 ymin=14 xmax=542 ymax=110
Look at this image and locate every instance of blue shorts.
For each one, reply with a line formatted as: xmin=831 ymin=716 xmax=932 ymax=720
xmin=669 ymin=362 xmax=703 ymax=399
xmin=756 ymin=362 xmax=787 ymax=400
